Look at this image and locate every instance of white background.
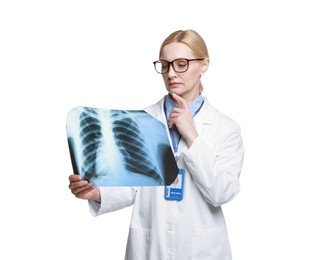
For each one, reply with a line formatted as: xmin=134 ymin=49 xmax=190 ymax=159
xmin=1 ymin=0 xmax=324 ymax=259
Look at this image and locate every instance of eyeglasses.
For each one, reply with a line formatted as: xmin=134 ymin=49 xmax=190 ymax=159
xmin=153 ymin=58 xmax=205 ymax=74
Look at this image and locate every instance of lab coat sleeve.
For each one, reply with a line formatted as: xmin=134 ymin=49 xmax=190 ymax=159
xmin=88 ymin=186 xmax=137 ymax=216
xmin=182 ymin=122 xmax=244 ymax=207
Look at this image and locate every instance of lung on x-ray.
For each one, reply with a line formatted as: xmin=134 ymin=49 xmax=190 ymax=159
xmin=66 ymin=106 xmax=179 ymax=186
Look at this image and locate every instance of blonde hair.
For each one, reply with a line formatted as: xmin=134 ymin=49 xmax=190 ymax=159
xmin=159 ymin=29 xmax=209 ymax=92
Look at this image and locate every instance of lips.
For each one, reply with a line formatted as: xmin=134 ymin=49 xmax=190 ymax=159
xmin=169 ymin=82 xmax=181 ymax=87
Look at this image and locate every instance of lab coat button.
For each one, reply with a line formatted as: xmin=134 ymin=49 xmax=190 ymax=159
xmin=167 ymin=225 xmax=173 ymax=231
xmin=167 ymin=257 xmax=173 ymax=260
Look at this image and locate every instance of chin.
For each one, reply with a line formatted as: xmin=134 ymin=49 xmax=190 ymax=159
xmin=168 ymin=89 xmax=183 ymax=96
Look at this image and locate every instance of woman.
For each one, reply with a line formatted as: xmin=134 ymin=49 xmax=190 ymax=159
xmin=68 ymin=29 xmax=245 ymax=260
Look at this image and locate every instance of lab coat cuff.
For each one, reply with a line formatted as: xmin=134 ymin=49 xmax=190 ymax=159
xmin=89 ymin=187 xmax=136 ymax=216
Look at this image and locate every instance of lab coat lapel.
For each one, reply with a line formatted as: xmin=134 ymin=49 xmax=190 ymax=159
xmin=178 ymin=98 xmax=214 ymax=154
xmin=193 ymin=98 xmax=214 ymax=135
xmin=145 ymin=97 xmax=166 ymax=125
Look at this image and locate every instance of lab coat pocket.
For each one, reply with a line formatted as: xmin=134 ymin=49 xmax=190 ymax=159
xmin=125 ymin=226 xmax=151 ymax=260
xmin=191 ymin=228 xmax=231 ymax=260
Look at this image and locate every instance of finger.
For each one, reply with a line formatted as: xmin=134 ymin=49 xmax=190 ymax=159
xmin=72 ymin=183 xmax=94 ymax=195
xmin=69 ymin=174 xmax=82 ymax=182
xmin=172 ymin=93 xmax=187 ymax=108
xmin=171 ymin=107 xmax=182 ymax=113
xmin=69 ymin=179 xmax=89 ymax=191
xmin=169 ymin=111 xmax=180 ymax=127
xmin=169 ymin=113 xmax=179 ymax=120
xmin=74 ymin=186 xmax=95 ymax=199
xmin=169 ymin=108 xmax=183 ymax=122
xmin=169 ymin=119 xmax=174 ymax=128
xmin=169 ymin=114 xmax=178 ymax=128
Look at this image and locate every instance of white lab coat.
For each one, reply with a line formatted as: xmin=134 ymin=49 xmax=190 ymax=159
xmin=89 ymin=96 xmax=245 ymax=260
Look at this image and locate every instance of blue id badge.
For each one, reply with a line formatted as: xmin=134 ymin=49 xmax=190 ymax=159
xmin=164 ymin=169 xmax=185 ymax=201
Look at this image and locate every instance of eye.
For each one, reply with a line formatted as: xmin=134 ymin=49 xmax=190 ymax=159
xmin=175 ymin=60 xmax=187 ymax=67
xmin=161 ymin=62 xmax=169 ymax=69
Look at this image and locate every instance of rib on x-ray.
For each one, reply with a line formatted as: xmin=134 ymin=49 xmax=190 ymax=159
xmin=66 ymin=106 xmax=178 ymax=186
xmin=79 ymin=108 xmax=102 ymax=181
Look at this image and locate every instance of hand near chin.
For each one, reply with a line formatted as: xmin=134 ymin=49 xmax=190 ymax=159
xmin=169 ymin=93 xmax=198 ymax=147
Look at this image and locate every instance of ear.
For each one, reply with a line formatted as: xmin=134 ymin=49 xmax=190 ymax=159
xmin=200 ymin=58 xmax=210 ymax=75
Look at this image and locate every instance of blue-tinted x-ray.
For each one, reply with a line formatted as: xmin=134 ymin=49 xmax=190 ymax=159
xmin=66 ymin=106 xmax=178 ymax=186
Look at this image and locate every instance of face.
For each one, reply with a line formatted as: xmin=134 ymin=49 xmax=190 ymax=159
xmin=160 ymin=42 xmax=209 ymax=102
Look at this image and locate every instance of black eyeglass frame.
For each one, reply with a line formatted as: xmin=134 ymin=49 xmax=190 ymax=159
xmin=153 ymin=58 xmax=205 ymax=74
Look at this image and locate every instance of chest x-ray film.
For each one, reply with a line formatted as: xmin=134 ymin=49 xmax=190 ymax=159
xmin=66 ymin=106 xmax=179 ymax=186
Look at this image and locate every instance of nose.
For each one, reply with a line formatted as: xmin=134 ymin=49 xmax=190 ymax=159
xmin=167 ymin=63 xmax=177 ymax=78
